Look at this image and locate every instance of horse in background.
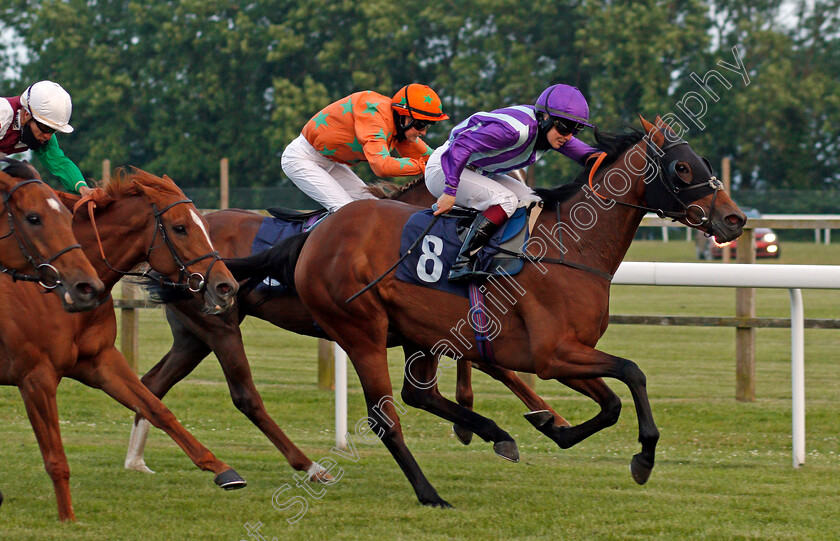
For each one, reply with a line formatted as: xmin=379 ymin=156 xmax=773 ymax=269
xmin=0 ymin=158 xmax=103 ymax=311
xmin=230 ymin=116 xmax=745 ymax=507
xmin=0 ymin=168 xmax=243 ymax=521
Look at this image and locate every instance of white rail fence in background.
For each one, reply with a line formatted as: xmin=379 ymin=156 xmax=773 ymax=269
xmin=332 ymin=262 xmax=840 ymax=468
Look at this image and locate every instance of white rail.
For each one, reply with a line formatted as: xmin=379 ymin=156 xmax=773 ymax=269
xmin=613 ymin=262 xmax=840 ymax=467
xmin=334 ymin=262 xmax=839 ymax=468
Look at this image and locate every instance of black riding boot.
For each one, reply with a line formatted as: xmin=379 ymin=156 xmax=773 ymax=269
xmin=448 ymin=214 xmax=501 ymax=282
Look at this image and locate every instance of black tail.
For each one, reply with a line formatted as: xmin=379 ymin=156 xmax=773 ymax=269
xmin=224 ymin=231 xmax=311 ymax=292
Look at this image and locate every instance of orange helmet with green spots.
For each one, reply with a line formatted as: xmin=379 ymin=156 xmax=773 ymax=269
xmin=391 ymin=84 xmax=449 ymax=122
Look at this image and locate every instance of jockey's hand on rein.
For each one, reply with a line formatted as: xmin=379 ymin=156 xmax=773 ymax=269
xmin=434 ymin=193 xmax=456 ymax=216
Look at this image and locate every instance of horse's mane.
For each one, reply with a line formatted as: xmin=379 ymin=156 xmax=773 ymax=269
xmin=0 ymin=157 xmax=41 ymax=181
xmin=535 ymin=128 xmax=645 ymax=209
xmin=367 ymin=176 xmax=426 ymax=199
xmin=102 ymin=167 xmax=185 ymax=199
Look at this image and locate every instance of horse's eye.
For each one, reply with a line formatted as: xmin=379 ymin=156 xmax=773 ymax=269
xmin=676 ymin=163 xmax=690 ymax=174
xmin=173 ymin=225 xmax=188 ymax=235
xmin=26 ymin=213 xmax=42 ymax=225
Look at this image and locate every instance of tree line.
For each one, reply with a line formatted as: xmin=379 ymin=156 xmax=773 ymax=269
xmin=2 ymin=0 xmax=838 ymax=200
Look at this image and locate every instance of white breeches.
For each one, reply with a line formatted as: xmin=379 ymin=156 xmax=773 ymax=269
xmin=424 ymin=144 xmax=536 ymax=218
xmin=281 ymin=134 xmax=377 ymax=212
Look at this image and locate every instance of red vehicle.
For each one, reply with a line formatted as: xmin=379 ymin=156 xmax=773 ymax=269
xmin=696 ymin=208 xmax=780 ymax=260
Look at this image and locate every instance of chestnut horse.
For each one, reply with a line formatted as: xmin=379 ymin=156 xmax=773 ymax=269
xmin=0 ymin=158 xmax=103 ymax=311
xmin=0 ymin=168 xmax=244 ymax=521
xmin=231 ymin=116 xmax=746 ymax=507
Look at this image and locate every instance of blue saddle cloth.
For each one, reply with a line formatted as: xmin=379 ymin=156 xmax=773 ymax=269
xmin=395 ymin=207 xmax=529 ymax=298
xmin=250 ymin=216 xmax=310 ymax=294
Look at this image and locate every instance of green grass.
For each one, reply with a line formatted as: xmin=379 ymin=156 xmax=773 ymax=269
xmin=1 ymin=241 xmax=839 ymax=540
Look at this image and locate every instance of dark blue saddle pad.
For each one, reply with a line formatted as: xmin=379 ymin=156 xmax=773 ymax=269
xmin=395 ymin=207 xmax=529 ymax=298
xmin=250 ymin=216 xmax=309 ymax=294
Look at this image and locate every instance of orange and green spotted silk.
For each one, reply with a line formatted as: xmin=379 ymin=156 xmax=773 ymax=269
xmin=300 ymin=91 xmax=431 ymax=178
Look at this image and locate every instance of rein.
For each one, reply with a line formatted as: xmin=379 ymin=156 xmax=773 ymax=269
xmin=0 ymin=178 xmax=83 ymax=288
xmin=499 ymin=133 xmax=725 ymax=282
xmin=82 ymin=196 xmax=221 ymax=293
xmin=586 ymin=136 xmax=724 ymax=227
xmin=346 ymin=128 xmax=725 ymax=296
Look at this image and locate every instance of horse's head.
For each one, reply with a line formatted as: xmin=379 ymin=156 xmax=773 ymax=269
xmin=127 ymin=170 xmax=238 ymax=314
xmin=639 ymin=115 xmax=745 ymax=243
xmin=0 ymin=158 xmax=104 ymax=312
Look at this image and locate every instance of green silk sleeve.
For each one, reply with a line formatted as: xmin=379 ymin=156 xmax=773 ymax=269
xmin=33 ymin=136 xmax=88 ymax=193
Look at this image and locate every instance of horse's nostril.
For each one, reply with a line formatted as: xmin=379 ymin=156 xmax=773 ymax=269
xmin=216 ymin=281 xmax=236 ymax=298
xmin=75 ymin=282 xmax=96 ymax=301
xmin=726 ymin=214 xmax=744 ymax=227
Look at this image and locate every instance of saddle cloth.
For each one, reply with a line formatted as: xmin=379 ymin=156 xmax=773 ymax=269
xmin=395 ymin=205 xmax=531 ymax=298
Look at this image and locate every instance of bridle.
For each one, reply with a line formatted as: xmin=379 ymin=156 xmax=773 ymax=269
xmin=587 ymin=132 xmax=724 ymax=231
xmin=521 ymin=131 xmax=726 ymax=281
xmin=84 ymin=197 xmax=221 ymax=292
xmin=0 ymin=178 xmax=83 ymax=289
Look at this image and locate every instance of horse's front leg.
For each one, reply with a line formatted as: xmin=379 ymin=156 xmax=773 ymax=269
xmin=18 ymin=368 xmax=75 ymax=521
xmin=132 ymin=304 xmax=328 ymax=482
xmin=536 ymin=345 xmax=659 ymax=485
xmin=68 ymin=346 xmax=246 ymax=490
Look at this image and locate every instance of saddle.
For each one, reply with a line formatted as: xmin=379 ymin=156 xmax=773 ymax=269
xmin=267 ymin=207 xmax=327 ymax=223
xmin=395 ymin=203 xmax=538 ymax=297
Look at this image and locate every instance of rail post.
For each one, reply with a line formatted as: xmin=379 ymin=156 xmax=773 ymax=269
xmin=318 ymin=339 xmax=335 ymax=390
xmin=220 ymin=158 xmax=229 ymax=210
xmin=120 ymin=281 xmax=140 ymax=372
xmin=735 ymin=230 xmax=757 ymax=401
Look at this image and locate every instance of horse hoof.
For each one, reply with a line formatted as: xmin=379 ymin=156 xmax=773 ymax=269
xmin=214 ymin=469 xmax=247 ymax=490
xmin=524 ymin=410 xmax=554 ymax=429
xmin=422 ymin=497 xmax=453 ymax=509
xmin=124 ymin=458 xmax=155 ymax=474
xmin=630 ymin=453 xmax=654 ymax=485
xmin=452 ymin=424 xmax=473 ymax=445
xmin=0 ymin=490 xmax=3 ymax=507
xmin=493 ymin=440 xmax=520 ymax=462
xmin=310 ymin=470 xmax=334 ymax=483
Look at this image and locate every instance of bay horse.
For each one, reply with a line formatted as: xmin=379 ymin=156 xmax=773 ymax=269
xmin=231 ymin=116 xmax=746 ymax=507
xmin=0 ymin=158 xmax=103 ymax=311
xmin=0 ymin=167 xmax=244 ymax=521
xmin=122 ymin=177 xmax=565 ymax=481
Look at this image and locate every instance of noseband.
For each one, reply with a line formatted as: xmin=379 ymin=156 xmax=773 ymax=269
xmin=587 ymin=134 xmax=724 ymax=234
xmin=85 ymin=197 xmax=221 ymax=292
xmin=0 ymin=178 xmax=83 ymax=289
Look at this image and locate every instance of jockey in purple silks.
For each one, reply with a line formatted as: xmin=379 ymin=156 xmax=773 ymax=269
xmin=425 ymin=84 xmax=599 ymax=281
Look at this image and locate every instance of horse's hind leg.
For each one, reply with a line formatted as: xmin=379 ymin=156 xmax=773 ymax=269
xmin=19 ymin=370 xmax=75 ymax=521
xmin=315 ymin=314 xmax=450 ymax=507
xmin=69 ymin=346 xmax=246 ymax=490
xmin=525 ymin=377 xmax=621 ymax=449
xmin=453 ymin=359 xmax=570 ymax=445
xmin=402 ymin=345 xmax=519 ymax=462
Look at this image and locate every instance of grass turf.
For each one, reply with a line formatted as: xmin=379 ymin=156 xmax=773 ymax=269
xmin=0 ymin=240 xmax=838 ymax=540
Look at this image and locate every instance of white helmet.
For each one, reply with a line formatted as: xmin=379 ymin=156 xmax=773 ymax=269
xmin=20 ymin=81 xmax=74 ymax=133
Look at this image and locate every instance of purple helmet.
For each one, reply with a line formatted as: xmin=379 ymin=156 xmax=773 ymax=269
xmin=534 ymin=84 xmax=593 ymax=129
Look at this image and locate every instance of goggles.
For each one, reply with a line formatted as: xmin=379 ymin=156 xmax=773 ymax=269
xmin=552 ymin=117 xmax=583 ymax=136
xmin=32 ymin=119 xmax=56 ymax=135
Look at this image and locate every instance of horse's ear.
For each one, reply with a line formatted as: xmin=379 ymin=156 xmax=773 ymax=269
xmin=653 ymin=115 xmax=678 ymax=137
xmin=0 ymin=169 xmax=14 ymax=190
xmin=639 ymin=114 xmax=665 ymax=147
